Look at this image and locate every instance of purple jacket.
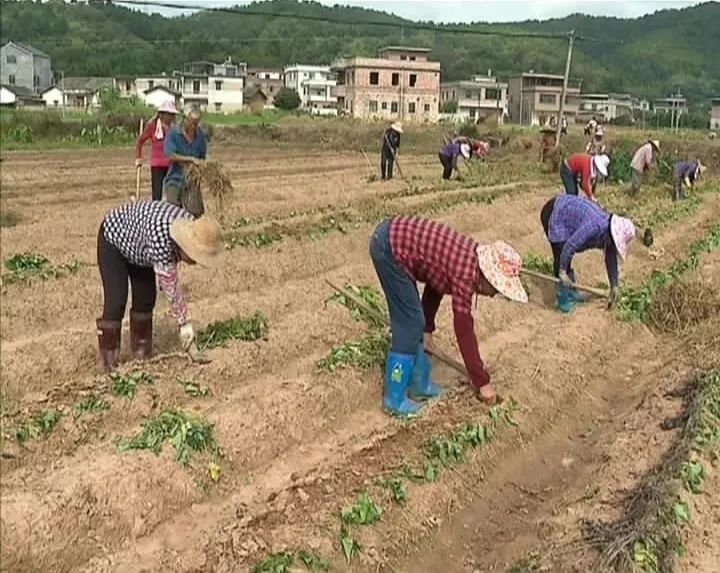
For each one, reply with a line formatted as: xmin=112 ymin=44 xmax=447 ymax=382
xmin=674 ymin=160 xmax=700 ymax=182
xmin=440 ymin=142 xmax=462 ymax=158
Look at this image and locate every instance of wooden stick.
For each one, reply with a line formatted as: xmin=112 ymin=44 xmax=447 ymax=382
xmin=134 ymin=118 xmax=144 ymax=202
xmin=384 ymin=133 xmax=411 ymax=188
xmin=520 ymin=268 xmax=608 ymax=299
xmin=325 ymin=279 xmax=469 ymax=378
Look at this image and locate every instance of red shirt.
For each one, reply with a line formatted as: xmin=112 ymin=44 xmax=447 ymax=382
xmin=389 ymin=216 xmax=490 ymax=388
xmin=566 ymin=153 xmax=595 ymax=199
xmin=135 ymin=119 xmax=171 ymax=168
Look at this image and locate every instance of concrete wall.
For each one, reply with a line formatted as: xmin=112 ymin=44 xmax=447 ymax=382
xmin=208 ymin=76 xmax=244 ymax=112
xmin=0 ymin=43 xmax=52 ymax=94
xmin=0 ymin=86 xmax=17 ymax=105
xmin=41 ymin=86 xmax=64 ymax=108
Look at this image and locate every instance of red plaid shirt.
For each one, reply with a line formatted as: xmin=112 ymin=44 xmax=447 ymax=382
xmin=389 ymin=216 xmax=490 ymax=388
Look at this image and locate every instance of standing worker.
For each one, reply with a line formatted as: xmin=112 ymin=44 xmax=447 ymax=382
xmin=438 ymin=140 xmax=471 ymax=180
xmin=369 ymin=215 xmax=528 ymax=415
xmin=560 ymin=152 xmax=610 ymax=201
xmin=96 ymin=200 xmax=225 ymax=371
xmin=163 ymin=105 xmax=208 ymax=217
xmin=540 ymin=194 xmax=639 ymax=313
xmin=380 ymin=121 xmax=403 ymax=181
xmin=672 ymin=159 xmax=705 ymax=201
xmin=630 ymin=139 xmax=660 ymax=195
xmin=135 ymin=101 xmax=179 ymax=200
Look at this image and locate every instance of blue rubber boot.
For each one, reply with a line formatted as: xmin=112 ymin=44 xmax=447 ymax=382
xmin=556 ymin=284 xmax=575 ymax=313
xmin=408 ymin=344 xmax=444 ymax=401
xmin=383 ymin=352 xmax=425 ymax=417
xmin=568 ymin=270 xmax=590 ymax=303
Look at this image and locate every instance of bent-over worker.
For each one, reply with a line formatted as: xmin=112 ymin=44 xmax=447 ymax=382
xmin=560 ymin=153 xmax=610 ymax=201
xmin=540 ymin=194 xmax=637 ymax=313
xmin=672 ymin=159 xmax=705 ymax=201
xmin=381 ymin=121 xmax=402 ymax=181
xmin=163 ymin=105 xmax=208 ymax=217
xmin=96 ymin=200 xmax=225 ymax=371
xmin=370 ymin=215 xmax=528 ymax=416
xmin=438 ymin=141 xmax=471 ymax=180
xmin=630 ymin=139 xmax=660 ymax=195
xmin=135 ymin=100 xmax=179 ymax=200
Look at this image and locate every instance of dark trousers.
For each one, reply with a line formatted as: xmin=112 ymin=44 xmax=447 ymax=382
xmin=439 ymin=153 xmax=453 ymax=180
xmin=97 ymin=224 xmax=157 ymax=321
xmin=380 ymin=149 xmax=395 ymax=180
xmin=370 ymin=220 xmax=424 ymax=355
xmin=560 ymin=161 xmax=580 ymax=195
xmin=540 ymin=198 xmax=566 ymax=278
xmin=151 ymin=166 xmax=168 ymax=201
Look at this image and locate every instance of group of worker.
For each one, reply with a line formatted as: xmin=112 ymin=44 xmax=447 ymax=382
xmin=96 ymin=110 xmax=705 ymax=419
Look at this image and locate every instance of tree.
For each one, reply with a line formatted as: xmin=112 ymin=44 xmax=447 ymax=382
xmin=274 ymin=87 xmax=301 ymax=111
xmin=441 ymin=100 xmax=458 ymax=113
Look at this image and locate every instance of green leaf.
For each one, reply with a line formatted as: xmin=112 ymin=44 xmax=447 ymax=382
xmin=673 ymin=500 xmax=690 ymax=524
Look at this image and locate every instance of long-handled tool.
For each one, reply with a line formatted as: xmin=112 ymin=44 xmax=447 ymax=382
xmin=134 ymin=118 xmax=144 ymax=202
xmin=520 ymin=268 xmax=608 ymax=299
xmin=325 ymin=279 xmax=468 ymax=377
xmin=359 ymin=147 xmax=376 ymax=181
xmin=383 ymin=133 xmax=411 ymax=187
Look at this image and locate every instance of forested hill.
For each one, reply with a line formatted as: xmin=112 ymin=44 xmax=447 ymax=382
xmin=1 ymin=0 xmax=719 ymax=102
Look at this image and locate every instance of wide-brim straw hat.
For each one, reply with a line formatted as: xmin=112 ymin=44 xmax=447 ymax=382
xmin=391 ymin=121 xmax=403 ymax=133
xmin=649 ymin=139 xmax=661 ymax=151
xmin=610 ymin=215 xmax=637 ymax=261
xmin=697 ymin=161 xmax=706 ymax=174
xmin=170 ymin=216 xmax=226 ymax=267
xmin=593 ymin=154 xmax=610 ymax=178
xmin=158 ymin=100 xmax=179 ymax=114
xmin=476 ymin=241 xmax=528 ymax=303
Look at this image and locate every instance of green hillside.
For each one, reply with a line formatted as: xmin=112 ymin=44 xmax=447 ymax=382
xmin=1 ymin=0 xmax=718 ymax=103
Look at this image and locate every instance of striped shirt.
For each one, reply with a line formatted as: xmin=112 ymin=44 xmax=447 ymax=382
xmin=103 ymin=200 xmax=193 ymax=324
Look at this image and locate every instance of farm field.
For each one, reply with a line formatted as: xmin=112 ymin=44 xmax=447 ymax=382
xmin=1 ymin=136 xmax=719 ymax=573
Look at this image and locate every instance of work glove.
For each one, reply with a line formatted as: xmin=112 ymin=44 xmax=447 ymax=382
xmin=558 ymin=270 xmax=573 ymax=288
xmin=179 ymin=322 xmax=196 ymax=352
xmin=608 ymin=287 xmax=620 ymax=310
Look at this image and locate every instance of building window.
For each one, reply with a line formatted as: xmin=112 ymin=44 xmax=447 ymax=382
xmin=408 ymin=102 xmax=416 ymax=114
xmin=193 ymin=80 xmax=200 ymax=94
xmin=381 ymin=102 xmax=387 ymax=110
xmin=539 ymin=94 xmax=557 ymax=105
xmin=369 ymin=101 xmax=378 ymax=113
xmin=465 ymin=91 xmax=472 ymax=99
xmin=469 ymin=109 xmax=476 ymax=119
xmin=424 ymin=103 xmax=430 ymax=112
xmin=147 ymin=80 xmax=154 ymax=89
xmin=391 ymin=101 xmax=398 ymax=113
xmin=6 ymin=54 xmax=16 ymax=64
xmin=269 ymin=86 xmax=274 ymax=93
xmin=33 ymin=75 xmax=39 ymax=87
xmin=400 ymin=55 xmax=407 ymax=61
xmin=391 ymin=73 xmax=399 ymax=86
xmin=369 ymin=72 xmax=379 ymax=85
xmin=410 ymin=56 xmax=416 ymax=61
xmin=215 ymin=102 xmax=222 ymax=112
xmin=215 ymin=80 xmax=223 ymax=91
xmin=409 ymin=74 xmax=417 ymax=87
xmin=8 ymin=74 xmax=15 ymax=85
xmin=485 ymin=88 xmax=499 ymax=100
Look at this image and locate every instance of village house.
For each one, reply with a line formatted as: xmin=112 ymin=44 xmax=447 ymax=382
xmin=175 ymin=58 xmax=246 ymax=113
xmin=0 ymin=41 xmax=53 ymax=95
xmin=507 ymin=71 xmax=582 ymax=126
xmin=143 ymin=85 xmax=181 ymax=108
xmin=243 ymin=86 xmax=268 ymax=113
xmin=0 ymin=84 xmax=44 ymax=108
xmin=440 ymin=71 xmax=508 ymax=123
xmin=331 ymin=46 xmax=440 ymax=123
xmin=41 ymin=77 xmax=113 ymax=110
xmin=577 ymin=93 xmax=635 ymax=123
xmin=283 ymin=64 xmax=337 ymax=115
xmin=711 ymin=97 xmax=720 ymax=130
xmin=246 ymin=68 xmax=283 ymax=106
xmin=653 ymin=94 xmax=687 ymax=117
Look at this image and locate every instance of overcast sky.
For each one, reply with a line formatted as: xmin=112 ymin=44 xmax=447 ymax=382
xmin=129 ymin=0 xmax=704 ymax=23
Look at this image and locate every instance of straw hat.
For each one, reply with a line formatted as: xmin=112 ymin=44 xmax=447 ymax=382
xmin=593 ymin=154 xmax=610 ymax=178
xmin=158 ymin=100 xmax=179 ymax=114
xmin=649 ymin=139 xmax=661 ymax=151
xmin=476 ymin=241 xmax=528 ymax=303
xmin=391 ymin=121 xmax=403 ymax=133
xmin=697 ymin=161 xmax=706 ymax=174
xmin=610 ymin=215 xmax=636 ymax=260
xmin=170 ymin=216 xmax=226 ymax=267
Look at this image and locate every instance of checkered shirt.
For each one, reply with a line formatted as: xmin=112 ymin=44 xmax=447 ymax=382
xmin=389 ymin=216 xmax=479 ymax=316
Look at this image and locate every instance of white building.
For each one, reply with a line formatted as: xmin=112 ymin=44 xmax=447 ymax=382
xmin=440 ymin=71 xmax=508 ymax=123
xmin=0 ymin=84 xmax=44 ymax=107
xmin=578 ymin=93 xmax=634 ymax=122
xmin=283 ymin=64 xmax=337 ymax=115
xmin=40 ymin=77 xmax=113 ymax=109
xmin=144 ymin=85 xmax=180 ymax=108
xmin=176 ymin=58 xmax=246 ymax=113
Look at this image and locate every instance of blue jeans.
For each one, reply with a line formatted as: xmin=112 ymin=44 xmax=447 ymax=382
xmin=560 ymin=161 xmax=579 ymax=195
xmin=370 ymin=220 xmax=424 ymax=355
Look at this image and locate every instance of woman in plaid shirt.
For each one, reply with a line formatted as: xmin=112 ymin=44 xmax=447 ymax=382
xmin=370 ymin=216 xmax=528 ymax=415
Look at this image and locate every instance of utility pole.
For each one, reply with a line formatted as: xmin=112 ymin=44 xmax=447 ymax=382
xmin=555 ymin=29 xmax=574 ymax=147
xmin=61 ymin=71 xmax=65 ymax=117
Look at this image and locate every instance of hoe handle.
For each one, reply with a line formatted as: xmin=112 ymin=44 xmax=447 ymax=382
xmin=325 ymin=279 xmax=469 ymax=378
xmin=520 ymin=268 xmax=608 ymax=299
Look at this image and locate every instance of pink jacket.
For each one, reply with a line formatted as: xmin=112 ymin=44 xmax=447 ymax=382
xmin=136 ymin=119 xmax=171 ymax=168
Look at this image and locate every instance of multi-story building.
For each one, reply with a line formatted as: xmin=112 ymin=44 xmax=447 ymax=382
xmin=577 ymin=93 xmax=634 ymax=122
xmin=711 ymin=97 xmax=720 ymax=130
xmin=246 ymin=68 xmax=283 ymax=106
xmin=283 ymin=64 xmax=337 ymax=115
xmin=332 ymin=46 xmax=440 ymax=122
xmin=0 ymin=41 xmax=53 ymax=95
xmin=176 ymin=58 xmax=246 ymax=113
xmin=440 ymin=71 xmax=508 ymax=123
xmin=508 ymin=71 xmax=582 ymax=126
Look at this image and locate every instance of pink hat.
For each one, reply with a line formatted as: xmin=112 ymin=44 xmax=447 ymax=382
xmin=476 ymin=241 xmax=528 ymax=303
xmin=610 ymin=215 xmax=636 ymax=260
xmin=158 ymin=100 xmax=179 ymax=114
